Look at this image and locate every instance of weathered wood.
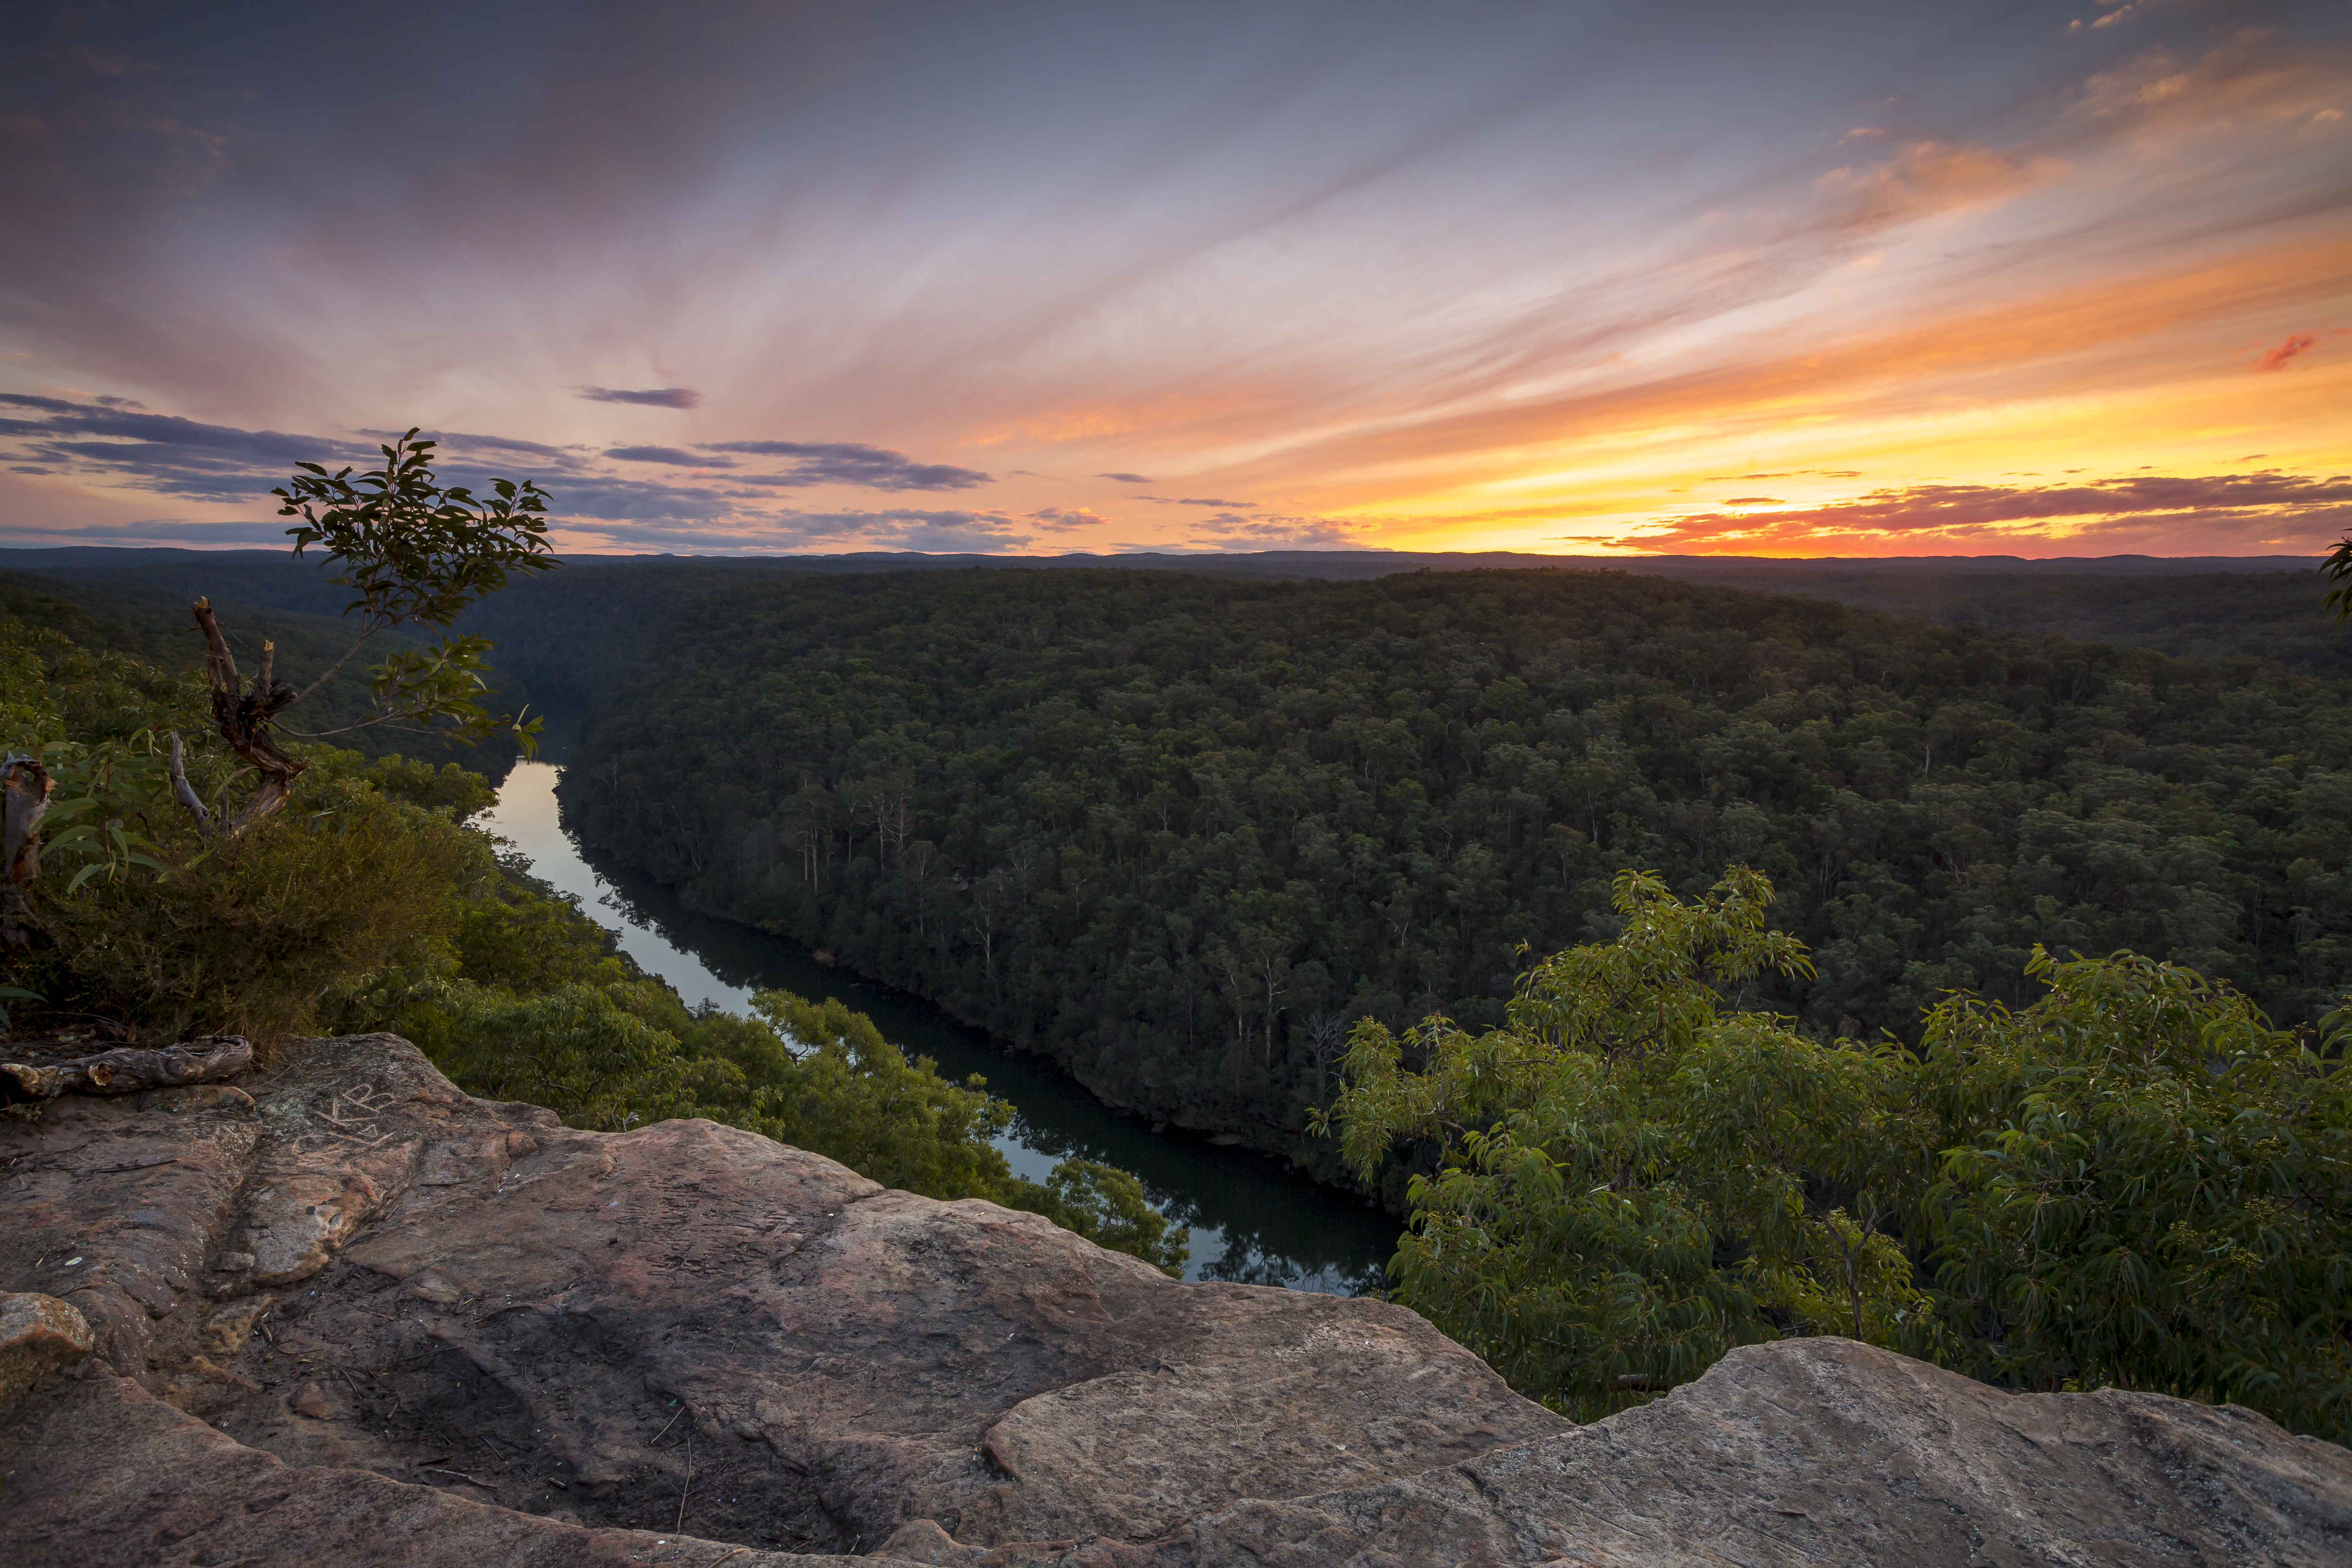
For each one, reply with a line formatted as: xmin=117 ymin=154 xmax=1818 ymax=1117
xmin=189 ymin=598 xmax=306 ymax=835
xmin=1 ymin=756 xmax=52 ymax=952
xmin=0 ymin=1035 xmax=252 ymax=1103
xmin=165 ymin=732 xmax=212 ymax=833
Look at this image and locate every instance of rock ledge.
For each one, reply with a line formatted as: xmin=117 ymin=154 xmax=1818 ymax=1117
xmin=1 ymin=1033 xmax=2345 ymax=1567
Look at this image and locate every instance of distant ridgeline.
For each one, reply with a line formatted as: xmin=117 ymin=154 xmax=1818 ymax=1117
xmin=552 ymin=566 xmax=2352 ymax=1163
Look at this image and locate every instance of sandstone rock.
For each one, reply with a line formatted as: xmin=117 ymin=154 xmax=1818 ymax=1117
xmin=1 ymin=1371 xmax=920 ymax=1567
xmin=0 ymin=1074 xmax=260 ymax=1376
xmin=0 ymin=1290 xmax=92 ymax=1406
xmin=1040 ymin=1336 xmax=2352 ymax=1567
xmin=3 ymin=1031 xmax=2347 ymax=1568
xmin=1 ymin=1034 xmax=1557 ymax=1561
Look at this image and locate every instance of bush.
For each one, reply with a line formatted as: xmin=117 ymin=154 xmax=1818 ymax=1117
xmin=1325 ymin=867 xmax=2352 ymax=1440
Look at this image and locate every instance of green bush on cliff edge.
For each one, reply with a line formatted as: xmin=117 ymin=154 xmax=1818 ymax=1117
xmin=1 ymin=599 xmax=1185 ymax=1277
xmin=1322 ymin=868 xmax=2352 ymax=1441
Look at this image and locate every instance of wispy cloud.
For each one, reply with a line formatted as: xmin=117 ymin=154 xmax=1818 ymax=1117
xmin=0 ymin=394 xmax=363 ymax=499
xmin=2254 ymin=328 xmax=2345 ymax=372
xmin=1183 ymin=510 xmax=1365 ymax=550
xmin=702 ymin=441 xmax=991 ymax=491
xmin=1028 ymin=506 xmax=1106 ymax=532
xmin=1639 ymin=472 xmax=2352 ymax=553
xmin=606 ymin=444 xmax=734 ymax=468
xmin=580 ymin=386 xmax=702 ymax=409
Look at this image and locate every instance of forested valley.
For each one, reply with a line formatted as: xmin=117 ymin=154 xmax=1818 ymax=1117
xmin=9 ymin=520 xmax=2350 ymax=1438
xmin=552 ymin=566 xmax=2352 ymax=1174
xmin=0 ymin=505 xmax=1190 ymax=1276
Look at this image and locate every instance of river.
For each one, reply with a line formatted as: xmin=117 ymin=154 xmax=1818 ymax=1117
xmin=479 ymin=760 xmax=1398 ymax=1292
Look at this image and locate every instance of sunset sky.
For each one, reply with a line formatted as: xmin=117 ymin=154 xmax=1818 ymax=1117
xmin=3 ymin=0 xmax=2348 ymax=558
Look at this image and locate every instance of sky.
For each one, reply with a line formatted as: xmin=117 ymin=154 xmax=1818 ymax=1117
xmin=2 ymin=0 xmax=2348 ymax=558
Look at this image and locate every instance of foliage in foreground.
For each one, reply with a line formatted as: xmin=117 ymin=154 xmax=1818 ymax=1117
xmin=1322 ymin=869 xmax=2352 ymax=1441
xmin=0 ymin=605 xmax=1185 ymax=1275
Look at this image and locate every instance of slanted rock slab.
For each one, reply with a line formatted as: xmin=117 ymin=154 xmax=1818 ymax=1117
xmin=0 ymin=1034 xmax=1559 ymax=1562
xmin=4 ymin=1032 xmax=2348 ymax=1567
xmin=1042 ymin=1336 xmax=2352 ymax=1568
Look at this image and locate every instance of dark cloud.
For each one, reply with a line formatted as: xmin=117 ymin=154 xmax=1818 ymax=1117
xmin=740 ymin=507 xmax=1034 ymax=552
xmin=0 ymin=394 xmax=1042 ymax=550
xmin=0 ymin=395 xmax=364 ymax=499
xmin=426 ymin=431 xmax=590 ymax=463
xmin=606 ymin=445 xmax=734 ymax=468
xmin=0 ymin=517 xmax=299 ymax=548
xmin=579 ymin=386 xmax=702 ymax=408
xmin=702 ymin=441 xmax=990 ymax=491
xmin=1182 ymin=509 xmax=1363 ymax=550
xmin=1719 ymin=496 xmax=1785 ymax=505
xmin=0 ymin=395 xmax=737 ymax=526
xmin=1642 ymin=472 xmax=2352 ymax=549
xmin=1028 ymin=506 xmax=1105 ymax=532
xmin=1097 ymin=472 xmax=1154 ymax=484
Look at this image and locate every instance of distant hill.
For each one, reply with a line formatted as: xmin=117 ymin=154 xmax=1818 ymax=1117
xmin=8 ymin=545 xmax=2337 ymax=686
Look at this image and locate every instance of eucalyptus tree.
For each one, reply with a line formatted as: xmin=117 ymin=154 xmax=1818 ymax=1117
xmin=173 ymin=429 xmax=556 ymax=836
xmin=1320 ymin=867 xmax=2352 ymax=1441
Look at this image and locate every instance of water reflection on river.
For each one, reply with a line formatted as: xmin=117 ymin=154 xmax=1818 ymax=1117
xmin=479 ymin=761 xmax=1396 ymax=1293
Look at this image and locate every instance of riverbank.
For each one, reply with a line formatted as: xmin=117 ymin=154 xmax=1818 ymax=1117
xmin=480 ymin=760 xmax=1396 ymax=1292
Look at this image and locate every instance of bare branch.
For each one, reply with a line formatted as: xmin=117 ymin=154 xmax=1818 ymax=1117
xmin=166 ymin=733 xmax=213 ymax=836
xmin=191 ymin=597 xmax=241 ymax=692
xmin=191 ymin=600 xmax=307 ymax=837
xmin=2 ymin=755 xmax=54 ymax=952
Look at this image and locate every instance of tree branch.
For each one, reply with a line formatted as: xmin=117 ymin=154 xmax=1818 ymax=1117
xmin=166 ymin=733 xmax=213 ymax=836
xmin=2 ymin=755 xmax=53 ymax=952
xmin=191 ymin=599 xmax=307 ymax=836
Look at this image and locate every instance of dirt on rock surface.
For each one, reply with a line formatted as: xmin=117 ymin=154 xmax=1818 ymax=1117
xmin=2 ymin=1032 xmax=2348 ymax=1567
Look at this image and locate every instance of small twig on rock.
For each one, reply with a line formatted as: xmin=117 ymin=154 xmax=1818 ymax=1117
xmin=423 ymin=1466 xmax=497 ymax=1489
xmin=471 ymin=1301 xmax=539 ymax=1324
xmin=649 ymin=1402 xmax=687 ymax=1446
xmin=675 ymin=1432 xmax=692 ymax=1534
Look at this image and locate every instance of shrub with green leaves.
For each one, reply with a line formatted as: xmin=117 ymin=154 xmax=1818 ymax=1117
xmin=1919 ymin=951 xmax=2352 ymax=1429
xmin=1323 ymin=867 xmax=2350 ymax=1441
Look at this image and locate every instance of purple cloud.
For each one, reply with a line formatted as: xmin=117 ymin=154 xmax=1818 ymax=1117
xmin=606 ymin=445 xmax=734 ymax=468
xmin=580 ymin=386 xmax=702 ymax=408
xmin=701 ymin=440 xmax=989 ymax=491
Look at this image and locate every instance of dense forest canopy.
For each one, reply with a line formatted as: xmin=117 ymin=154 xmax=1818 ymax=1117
xmin=558 ymin=566 xmax=2352 ymax=1169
